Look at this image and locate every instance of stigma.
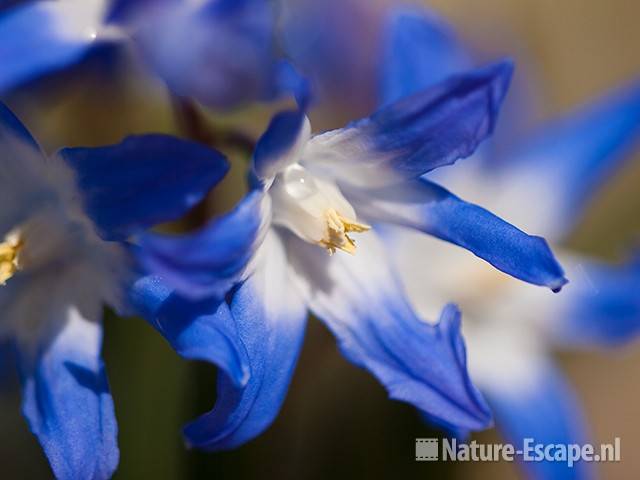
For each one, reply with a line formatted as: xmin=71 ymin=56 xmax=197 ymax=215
xmin=320 ymin=208 xmax=370 ymax=255
xmin=0 ymin=230 xmax=23 ymax=285
xmin=270 ymin=164 xmax=370 ymax=254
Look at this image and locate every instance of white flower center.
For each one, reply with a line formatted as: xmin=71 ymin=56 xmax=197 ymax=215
xmin=0 ymin=206 xmax=122 ymax=286
xmin=0 ymin=141 xmax=132 ymax=336
xmin=270 ymin=164 xmax=370 ymax=254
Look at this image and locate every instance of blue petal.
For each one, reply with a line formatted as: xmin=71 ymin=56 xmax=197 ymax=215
xmin=105 ymin=0 xmax=154 ymax=23
xmin=137 ymin=190 xmax=270 ymax=301
xmin=305 ymin=61 xmax=513 ymax=188
xmin=513 ymin=82 xmax=640 ymax=222
xmin=16 ymin=312 xmax=118 ymax=480
xmin=380 ymin=7 xmax=470 ymax=106
xmin=128 ymin=274 xmax=249 ymax=387
xmin=60 ymin=134 xmax=229 ymax=241
xmin=486 ymin=364 xmax=592 ymax=480
xmin=252 ymin=109 xmax=310 ymax=181
xmin=279 ymin=0 xmax=382 ymax=109
xmin=287 ymin=233 xmax=492 ymax=432
xmin=348 ymin=178 xmax=567 ymax=291
xmin=0 ymin=1 xmax=106 ymax=93
xmin=131 ymin=0 xmax=300 ymax=109
xmin=0 ymin=1 xmax=18 ymax=12
xmin=272 ymin=60 xmax=311 ymax=110
xmin=183 ymin=232 xmax=308 ymax=450
xmin=553 ymin=254 xmax=640 ymax=347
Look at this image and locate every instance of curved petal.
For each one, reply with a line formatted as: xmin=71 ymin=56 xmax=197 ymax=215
xmin=127 ymin=274 xmax=249 ymax=387
xmin=511 ymin=82 xmax=640 ymax=230
xmin=137 ymin=190 xmax=271 ymax=302
xmin=59 ymin=134 xmax=229 ymax=241
xmin=130 ymin=0 xmax=301 ymax=109
xmin=252 ymin=109 xmax=311 ymax=183
xmin=348 ymin=178 xmax=567 ymax=291
xmin=0 ymin=0 xmax=113 ymax=93
xmin=303 ymin=61 xmax=513 ymax=188
xmin=183 ymin=231 xmax=308 ymax=451
xmin=287 ymin=232 xmax=492 ymax=432
xmin=16 ymin=308 xmax=118 ymax=480
xmin=380 ymin=6 xmax=469 ymax=106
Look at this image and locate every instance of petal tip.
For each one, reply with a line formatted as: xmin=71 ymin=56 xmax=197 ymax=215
xmin=551 ymin=276 xmax=569 ymax=293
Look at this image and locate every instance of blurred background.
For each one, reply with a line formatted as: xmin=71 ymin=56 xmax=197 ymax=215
xmin=1 ymin=0 xmax=639 ymax=478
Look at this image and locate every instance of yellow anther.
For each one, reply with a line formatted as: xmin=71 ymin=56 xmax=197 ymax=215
xmin=0 ymin=231 xmax=23 ymax=285
xmin=319 ymin=208 xmax=370 ymax=255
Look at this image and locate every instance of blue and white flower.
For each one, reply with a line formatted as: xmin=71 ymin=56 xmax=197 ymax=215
xmin=379 ymin=7 xmax=640 ymax=479
xmin=0 ymin=0 xmax=302 ymax=108
xmin=137 ymin=60 xmax=570 ymax=450
xmin=0 ymin=102 xmax=230 ymax=479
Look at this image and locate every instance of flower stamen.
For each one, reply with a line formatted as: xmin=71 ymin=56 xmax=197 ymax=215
xmin=0 ymin=230 xmax=23 ymax=285
xmin=319 ymin=208 xmax=370 ymax=255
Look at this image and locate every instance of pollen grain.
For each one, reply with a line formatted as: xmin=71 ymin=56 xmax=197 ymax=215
xmin=319 ymin=208 xmax=370 ymax=255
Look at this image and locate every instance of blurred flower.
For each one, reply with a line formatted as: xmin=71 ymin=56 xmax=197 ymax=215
xmin=0 ymin=102 xmax=229 ymax=478
xmin=134 ymin=58 xmax=574 ymax=450
xmin=0 ymin=0 xmax=304 ymax=109
xmin=279 ymin=0 xmax=386 ymax=114
xmin=379 ymin=7 xmax=640 ymax=479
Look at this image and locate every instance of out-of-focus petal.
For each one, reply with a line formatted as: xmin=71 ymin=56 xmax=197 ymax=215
xmin=0 ymin=0 xmax=114 ymax=93
xmin=137 ymin=190 xmax=271 ymax=302
xmin=511 ymin=82 xmax=640 ymax=230
xmin=303 ymin=61 xmax=513 ymax=187
xmin=380 ymin=6 xmax=469 ymax=106
xmin=463 ymin=322 xmax=592 ymax=479
xmin=183 ymin=231 xmax=308 ymax=451
xmin=288 ymin=232 xmax=492 ymax=432
xmin=489 ymin=374 xmax=591 ymax=479
xmin=130 ymin=0 xmax=300 ymax=109
xmin=279 ymin=0 xmax=384 ymax=110
xmin=548 ymin=253 xmax=640 ymax=347
xmin=59 ymin=134 xmax=228 ymax=241
xmin=349 ymin=178 xmax=567 ymax=291
xmin=17 ymin=308 xmax=118 ymax=480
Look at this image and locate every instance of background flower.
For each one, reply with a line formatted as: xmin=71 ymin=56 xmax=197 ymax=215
xmin=0 ymin=103 xmax=230 ymax=479
xmin=379 ymin=6 xmax=640 ymax=479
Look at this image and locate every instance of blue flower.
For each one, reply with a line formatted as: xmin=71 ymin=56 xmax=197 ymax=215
xmin=378 ymin=7 xmax=640 ymax=479
xmin=0 ymin=102 xmax=229 ymax=478
xmin=135 ymin=59 xmax=571 ymax=450
xmin=0 ymin=0 xmax=304 ymax=108
xmin=279 ymin=0 xmax=385 ymax=111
